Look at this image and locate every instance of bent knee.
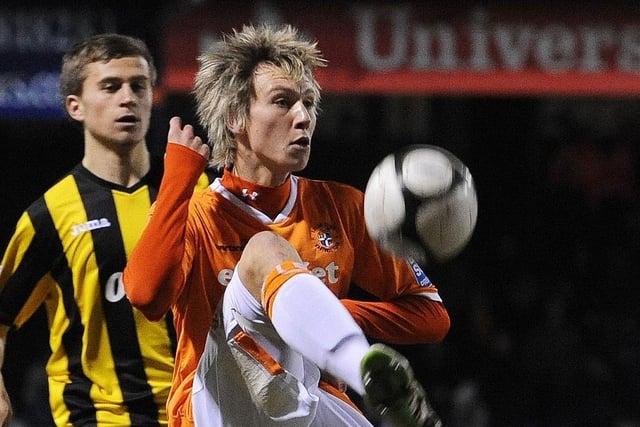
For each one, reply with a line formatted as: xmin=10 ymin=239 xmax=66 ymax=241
xmin=237 ymin=231 xmax=302 ymax=298
xmin=244 ymin=232 xmax=300 ymax=265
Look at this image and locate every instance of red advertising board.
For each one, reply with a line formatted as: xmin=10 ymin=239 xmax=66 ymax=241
xmin=162 ymin=1 xmax=640 ymax=96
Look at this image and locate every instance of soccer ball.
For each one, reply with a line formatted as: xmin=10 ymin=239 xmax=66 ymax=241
xmin=364 ymin=145 xmax=478 ymax=265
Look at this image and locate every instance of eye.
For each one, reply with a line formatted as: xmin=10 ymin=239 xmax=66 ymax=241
xmin=303 ymin=99 xmax=317 ymax=110
xmin=102 ymin=82 xmax=120 ymax=93
xmin=131 ymin=81 xmax=148 ymax=93
xmin=275 ymin=97 xmax=291 ymax=108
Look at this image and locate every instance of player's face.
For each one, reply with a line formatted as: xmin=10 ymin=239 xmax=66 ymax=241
xmin=66 ymin=56 xmax=153 ymax=148
xmin=238 ymin=63 xmax=317 ymax=185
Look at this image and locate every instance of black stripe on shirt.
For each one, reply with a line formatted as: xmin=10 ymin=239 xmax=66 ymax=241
xmin=75 ymin=175 xmax=159 ymax=426
xmin=31 ymin=198 xmax=98 ymax=426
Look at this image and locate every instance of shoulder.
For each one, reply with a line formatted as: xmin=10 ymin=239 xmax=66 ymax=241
xmin=295 ymin=177 xmax=369 ymax=243
xmin=297 ymin=176 xmax=363 ymax=199
xmin=295 ymin=176 xmax=364 ymax=220
xmin=28 ymin=170 xmax=79 ymax=214
xmin=16 ymin=172 xmax=76 ymax=236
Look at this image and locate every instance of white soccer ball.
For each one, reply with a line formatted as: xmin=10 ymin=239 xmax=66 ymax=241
xmin=364 ymin=145 xmax=478 ymax=265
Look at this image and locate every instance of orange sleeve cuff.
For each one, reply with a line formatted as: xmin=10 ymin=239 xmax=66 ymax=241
xmin=162 ymin=143 xmax=209 ymax=201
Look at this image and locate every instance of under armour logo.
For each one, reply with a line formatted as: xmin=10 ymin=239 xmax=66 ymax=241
xmin=318 ymin=231 xmax=334 ymax=249
xmin=242 ymin=188 xmax=258 ymax=200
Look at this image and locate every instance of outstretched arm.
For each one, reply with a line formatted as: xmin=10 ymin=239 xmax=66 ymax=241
xmin=123 ymin=117 xmax=210 ymax=320
xmin=342 ymin=296 xmax=450 ymax=345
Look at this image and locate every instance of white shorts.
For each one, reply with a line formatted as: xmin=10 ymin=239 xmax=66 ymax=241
xmin=191 ymin=267 xmax=373 ymax=426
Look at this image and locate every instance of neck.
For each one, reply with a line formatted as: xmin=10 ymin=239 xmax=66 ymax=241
xmin=232 ymin=148 xmax=290 ymax=186
xmin=82 ymin=140 xmax=150 ymax=187
xmin=222 ymin=168 xmax=291 ymax=220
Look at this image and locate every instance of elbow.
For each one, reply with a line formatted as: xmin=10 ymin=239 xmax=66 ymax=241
xmin=430 ymin=305 xmax=451 ymax=343
xmin=123 ymin=276 xmax=170 ymax=322
xmin=418 ymin=301 xmax=451 ymax=344
xmin=127 ymin=296 xmax=168 ymax=322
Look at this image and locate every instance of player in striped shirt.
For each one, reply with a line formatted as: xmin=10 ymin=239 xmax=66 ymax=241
xmin=0 ymin=33 xmax=210 ymax=426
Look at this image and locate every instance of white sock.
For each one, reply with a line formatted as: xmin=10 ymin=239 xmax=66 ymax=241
xmin=270 ymin=273 xmax=370 ymax=394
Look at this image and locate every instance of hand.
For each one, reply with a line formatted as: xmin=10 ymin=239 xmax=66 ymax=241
xmin=167 ymin=116 xmax=211 ymax=159
xmin=0 ymin=374 xmax=13 ymax=427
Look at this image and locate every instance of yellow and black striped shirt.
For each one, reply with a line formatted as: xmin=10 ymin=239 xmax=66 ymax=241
xmin=0 ymin=160 xmax=213 ymax=426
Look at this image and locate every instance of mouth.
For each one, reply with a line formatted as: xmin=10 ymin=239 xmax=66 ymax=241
xmin=116 ymin=114 xmax=140 ymax=124
xmin=291 ymin=136 xmax=310 ymax=147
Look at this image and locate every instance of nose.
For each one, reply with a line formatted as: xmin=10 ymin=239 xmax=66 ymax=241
xmin=292 ymin=101 xmax=311 ymax=129
xmin=120 ymin=85 xmax=137 ymax=106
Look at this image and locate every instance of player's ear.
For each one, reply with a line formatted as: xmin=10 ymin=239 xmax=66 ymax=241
xmin=226 ymin=113 xmax=245 ymax=135
xmin=65 ymin=95 xmax=84 ymax=122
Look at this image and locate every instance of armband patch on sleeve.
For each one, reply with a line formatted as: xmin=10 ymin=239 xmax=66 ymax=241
xmin=407 ymin=257 xmax=433 ymax=288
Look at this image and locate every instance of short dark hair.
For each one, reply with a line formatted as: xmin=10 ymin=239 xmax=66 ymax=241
xmin=59 ymin=33 xmax=156 ymax=100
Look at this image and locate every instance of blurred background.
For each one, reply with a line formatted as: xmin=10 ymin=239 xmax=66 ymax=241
xmin=1 ymin=1 xmax=639 ymax=426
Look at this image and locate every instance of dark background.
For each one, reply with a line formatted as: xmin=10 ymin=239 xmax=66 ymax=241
xmin=2 ymin=2 xmax=640 ymax=426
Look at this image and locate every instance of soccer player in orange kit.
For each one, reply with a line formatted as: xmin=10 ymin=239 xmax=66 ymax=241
xmin=123 ymin=24 xmax=449 ymax=427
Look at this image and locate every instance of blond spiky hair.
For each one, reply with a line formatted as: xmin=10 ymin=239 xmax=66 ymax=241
xmin=194 ymin=23 xmax=327 ymax=169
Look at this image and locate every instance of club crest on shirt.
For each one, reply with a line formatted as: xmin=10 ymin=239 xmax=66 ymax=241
xmin=311 ymin=223 xmax=341 ymax=252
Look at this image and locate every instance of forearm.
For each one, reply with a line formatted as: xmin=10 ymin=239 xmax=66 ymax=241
xmin=341 ymin=295 xmax=450 ymax=345
xmin=0 ymin=325 xmax=7 ymax=369
xmin=124 ymin=143 xmax=207 ymax=320
xmin=0 ymin=324 xmax=13 ymax=427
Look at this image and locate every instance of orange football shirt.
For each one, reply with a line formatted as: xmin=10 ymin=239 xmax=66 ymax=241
xmin=124 ymin=144 xmax=449 ymax=426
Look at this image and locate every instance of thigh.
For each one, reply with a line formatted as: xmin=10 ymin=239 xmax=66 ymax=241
xmin=222 ymin=265 xmax=265 ymax=330
xmin=312 ymin=389 xmax=373 ymax=427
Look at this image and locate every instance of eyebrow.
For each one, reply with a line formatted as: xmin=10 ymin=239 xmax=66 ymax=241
xmin=268 ymin=84 xmax=315 ymax=97
xmin=98 ymin=75 xmax=150 ymax=84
